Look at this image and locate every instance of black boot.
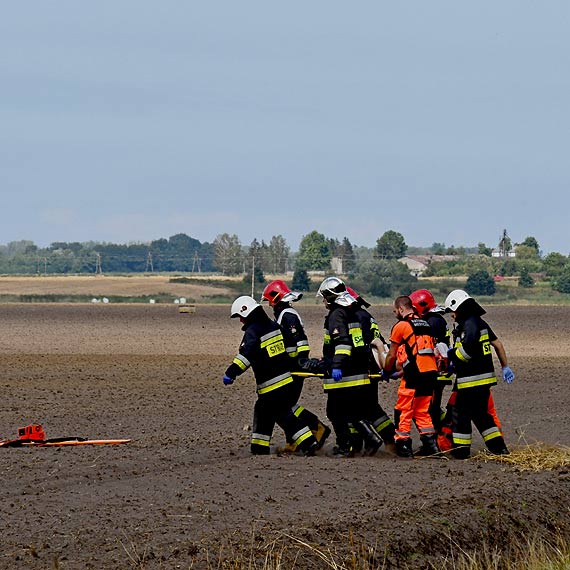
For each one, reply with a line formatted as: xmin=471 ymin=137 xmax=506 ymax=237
xmin=415 ymin=434 xmax=440 ymax=456
xmin=329 ymin=445 xmax=354 ymax=458
xmin=395 ymin=439 xmax=413 ymax=458
xmin=451 ymin=444 xmax=470 ymax=460
xmin=354 ymin=420 xmax=383 ymax=456
xmin=486 ymin=436 xmax=510 ymax=456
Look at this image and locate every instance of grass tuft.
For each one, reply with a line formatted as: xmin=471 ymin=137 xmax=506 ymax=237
xmin=474 ymin=441 xmax=570 ymax=472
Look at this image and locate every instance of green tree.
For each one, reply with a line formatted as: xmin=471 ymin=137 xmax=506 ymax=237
xmin=351 ymin=259 xmax=416 ymax=298
xmin=213 ymin=233 xmax=243 ymax=275
xmin=515 ymin=244 xmax=540 ymax=260
xmin=478 ymin=242 xmax=492 ymax=257
xmin=243 ymin=265 xmax=266 ymax=286
xmin=292 ymin=269 xmax=311 ymax=291
xmin=267 ymin=235 xmax=289 ymax=273
xmin=466 ymin=270 xmax=496 ymax=296
xmin=431 ymin=242 xmax=446 ymax=255
xmin=518 ymin=266 xmax=534 ymax=288
xmin=543 ymin=252 xmax=568 ymax=279
xmin=296 ymin=231 xmax=332 ymax=270
xmin=375 ymin=230 xmax=407 ymax=260
xmin=521 ymin=236 xmax=540 ymax=255
xmin=552 ymin=264 xmax=570 ymax=294
xmin=334 ymin=237 xmax=356 ymax=273
xmin=499 ymin=259 xmax=518 ymax=277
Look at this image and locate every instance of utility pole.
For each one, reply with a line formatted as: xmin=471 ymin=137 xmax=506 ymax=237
xmin=95 ymin=253 xmax=103 ymax=275
xmin=251 ymin=255 xmax=255 ymax=297
xmin=191 ymin=251 xmax=202 ymax=273
xmin=145 ymin=251 xmax=154 ymax=273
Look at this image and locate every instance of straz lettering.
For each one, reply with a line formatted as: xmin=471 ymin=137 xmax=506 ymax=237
xmin=267 ymin=340 xmax=285 ymax=357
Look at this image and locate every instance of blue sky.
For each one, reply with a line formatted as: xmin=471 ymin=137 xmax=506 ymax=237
xmin=2 ymin=2 xmax=569 ymax=253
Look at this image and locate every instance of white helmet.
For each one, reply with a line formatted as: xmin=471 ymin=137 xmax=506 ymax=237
xmin=317 ymin=276 xmax=347 ymax=302
xmin=444 ymin=289 xmax=471 ymax=312
xmin=230 ymin=295 xmax=260 ymax=318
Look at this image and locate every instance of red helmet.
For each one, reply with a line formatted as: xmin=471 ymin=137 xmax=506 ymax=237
xmin=346 ymin=286 xmax=358 ymax=298
xmin=346 ymin=285 xmax=371 ymax=308
xmin=409 ymin=289 xmax=436 ymax=317
xmin=262 ymin=280 xmax=292 ymax=306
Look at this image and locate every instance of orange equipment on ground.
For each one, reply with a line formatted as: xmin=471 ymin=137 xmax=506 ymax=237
xmin=0 ymin=424 xmax=131 ymax=448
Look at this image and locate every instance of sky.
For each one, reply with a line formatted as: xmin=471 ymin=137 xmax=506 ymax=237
xmin=2 ymin=2 xmax=569 ymax=254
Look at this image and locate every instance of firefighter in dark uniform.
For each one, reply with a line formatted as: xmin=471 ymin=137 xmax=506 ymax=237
xmin=410 ymin=289 xmax=452 ymax=431
xmin=345 ymin=286 xmax=396 ymax=453
xmin=223 ymin=295 xmax=319 ymax=456
xmin=317 ymin=277 xmax=383 ymax=457
xmin=444 ymin=290 xmax=513 ymax=459
xmin=261 ymin=280 xmax=331 ymax=452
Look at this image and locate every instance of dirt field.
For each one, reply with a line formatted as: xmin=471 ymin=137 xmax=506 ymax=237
xmin=1 ymin=304 xmax=569 ymax=569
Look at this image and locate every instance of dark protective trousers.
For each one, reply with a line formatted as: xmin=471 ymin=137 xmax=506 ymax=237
xmin=288 ymin=377 xmax=321 ymax=433
xmin=451 ymin=385 xmax=507 ymax=459
xmin=326 ymin=385 xmax=369 ymax=450
xmin=251 ymin=382 xmax=316 ymax=455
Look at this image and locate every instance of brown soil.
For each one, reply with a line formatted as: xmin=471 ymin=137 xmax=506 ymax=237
xmin=0 ymin=304 xmax=569 ymax=569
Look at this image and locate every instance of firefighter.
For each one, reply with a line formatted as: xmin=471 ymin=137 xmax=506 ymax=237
xmin=383 ymin=295 xmax=440 ymax=458
xmin=444 ymin=289 xmax=513 ymax=459
xmin=345 ymin=286 xmax=396 ymax=453
xmin=223 ymin=295 xmax=319 ymax=456
xmin=317 ymin=277 xmax=384 ymax=457
xmin=409 ymin=289 xmax=452 ymax=431
xmin=261 ymin=280 xmax=331 ymax=452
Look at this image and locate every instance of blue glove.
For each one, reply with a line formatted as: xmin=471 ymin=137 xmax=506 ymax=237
xmin=223 ymin=374 xmax=234 ymax=386
xmin=447 ymin=347 xmax=455 ymax=360
xmin=447 ymin=360 xmax=455 ymax=375
xmin=332 ymin=368 xmax=343 ymax=381
xmin=502 ymin=366 xmax=515 ymax=384
xmin=381 ymin=368 xmax=393 ymax=381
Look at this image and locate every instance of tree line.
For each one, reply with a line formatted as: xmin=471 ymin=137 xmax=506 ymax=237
xmin=2 ymin=230 xmax=570 ymax=297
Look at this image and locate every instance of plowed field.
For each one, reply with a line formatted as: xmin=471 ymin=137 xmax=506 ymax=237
xmin=1 ymin=304 xmax=569 ymax=569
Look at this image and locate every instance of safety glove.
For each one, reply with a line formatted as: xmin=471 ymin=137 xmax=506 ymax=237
xmin=331 ymin=368 xmax=343 ymax=381
xmin=502 ymin=366 xmax=515 ymax=384
xmin=223 ymin=374 xmax=234 ymax=386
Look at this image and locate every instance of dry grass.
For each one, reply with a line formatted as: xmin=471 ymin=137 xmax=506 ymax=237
xmin=432 ymin=534 xmax=570 ymax=570
xmin=0 ymin=275 xmax=232 ymax=300
xmin=474 ymin=441 xmax=570 ymax=472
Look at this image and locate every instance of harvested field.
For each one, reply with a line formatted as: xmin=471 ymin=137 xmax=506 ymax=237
xmin=0 ymin=304 xmax=569 ymax=569
xmin=0 ymin=275 xmax=233 ymax=302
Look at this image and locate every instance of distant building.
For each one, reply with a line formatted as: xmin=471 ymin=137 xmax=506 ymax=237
xmin=491 ymin=249 xmax=516 ymax=258
xmin=398 ymin=255 xmax=458 ymax=277
xmin=492 ymin=229 xmax=516 ymax=258
xmin=330 ymin=256 xmax=344 ymax=274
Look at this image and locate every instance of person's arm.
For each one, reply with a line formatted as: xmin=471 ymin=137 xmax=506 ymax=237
xmin=383 ymin=342 xmax=398 ymax=373
xmin=225 ymin=328 xmax=256 ymax=380
xmin=490 ymin=338 xmax=508 ymax=368
xmin=490 ymin=337 xmax=515 ymax=383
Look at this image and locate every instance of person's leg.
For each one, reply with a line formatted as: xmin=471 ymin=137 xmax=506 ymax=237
xmin=250 ymin=397 xmax=274 ymax=455
xmin=394 ymin=383 xmax=415 ymax=457
xmin=413 ymin=394 xmax=439 ymax=456
xmin=451 ymin=389 xmax=475 ymax=459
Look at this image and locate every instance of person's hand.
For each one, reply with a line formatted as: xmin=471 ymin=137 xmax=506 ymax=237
xmin=447 ymin=360 xmax=455 ymax=375
xmin=502 ymin=366 xmax=515 ymax=384
xmin=223 ymin=374 xmax=234 ymax=386
xmin=447 ymin=347 xmax=455 ymax=360
xmin=381 ymin=368 xmax=393 ymax=381
xmin=332 ymin=368 xmax=343 ymax=381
